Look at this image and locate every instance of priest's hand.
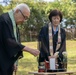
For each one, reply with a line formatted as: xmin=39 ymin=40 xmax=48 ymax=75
xmin=23 ymin=46 xmax=40 ymax=56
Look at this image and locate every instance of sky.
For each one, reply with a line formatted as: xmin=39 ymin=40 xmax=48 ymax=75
xmin=0 ymin=0 xmax=9 ymax=2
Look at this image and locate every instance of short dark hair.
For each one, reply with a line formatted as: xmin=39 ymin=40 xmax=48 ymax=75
xmin=48 ymin=9 xmax=63 ymax=22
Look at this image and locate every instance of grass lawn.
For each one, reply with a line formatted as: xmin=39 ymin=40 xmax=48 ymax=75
xmin=16 ymin=40 xmax=76 ymax=75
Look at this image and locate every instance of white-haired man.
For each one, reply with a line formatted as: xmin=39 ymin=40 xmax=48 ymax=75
xmin=0 ymin=3 xmax=40 ymax=75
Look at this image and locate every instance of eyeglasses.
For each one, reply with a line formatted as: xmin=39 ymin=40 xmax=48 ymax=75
xmin=19 ymin=9 xmax=28 ymax=20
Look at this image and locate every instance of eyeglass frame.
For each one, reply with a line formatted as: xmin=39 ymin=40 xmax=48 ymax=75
xmin=19 ymin=9 xmax=28 ymax=20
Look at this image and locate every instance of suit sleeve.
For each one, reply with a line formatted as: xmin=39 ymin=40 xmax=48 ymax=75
xmin=1 ymin=17 xmax=25 ymax=58
xmin=58 ymin=29 xmax=67 ymax=69
xmin=38 ymin=26 xmax=49 ymax=65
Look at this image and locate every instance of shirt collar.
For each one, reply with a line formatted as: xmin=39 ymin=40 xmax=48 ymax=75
xmin=53 ymin=26 xmax=58 ymax=35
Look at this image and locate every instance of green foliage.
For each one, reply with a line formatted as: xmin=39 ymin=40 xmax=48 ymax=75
xmin=1 ymin=0 xmax=76 ymax=41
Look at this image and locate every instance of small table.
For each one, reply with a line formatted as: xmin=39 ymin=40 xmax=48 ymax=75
xmin=29 ymin=71 xmax=76 ymax=75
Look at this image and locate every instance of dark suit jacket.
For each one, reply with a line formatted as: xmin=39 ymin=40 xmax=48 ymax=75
xmin=0 ymin=13 xmax=25 ymax=75
xmin=38 ymin=24 xmax=67 ymax=69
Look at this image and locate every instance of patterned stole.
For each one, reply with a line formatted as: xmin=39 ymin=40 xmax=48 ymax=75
xmin=8 ymin=10 xmax=18 ymax=65
xmin=8 ymin=10 xmax=18 ymax=42
xmin=48 ymin=22 xmax=61 ymax=56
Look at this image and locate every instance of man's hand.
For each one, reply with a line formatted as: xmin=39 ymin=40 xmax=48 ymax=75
xmin=23 ymin=46 xmax=40 ymax=56
xmin=29 ymin=49 xmax=40 ymax=56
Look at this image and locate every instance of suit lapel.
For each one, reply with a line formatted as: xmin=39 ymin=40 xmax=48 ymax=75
xmin=3 ymin=13 xmax=15 ymax=38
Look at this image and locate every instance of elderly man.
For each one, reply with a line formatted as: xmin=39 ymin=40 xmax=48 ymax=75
xmin=0 ymin=3 xmax=40 ymax=75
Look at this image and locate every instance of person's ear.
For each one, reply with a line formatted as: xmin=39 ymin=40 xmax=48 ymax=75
xmin=15 ymin=9 xmax=20 ymax=13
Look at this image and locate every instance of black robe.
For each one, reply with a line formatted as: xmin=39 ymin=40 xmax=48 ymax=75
xmin=38 ymin=24 xmax=67 ymax=69
xmin=0 ymin=13 xmax=25 ymax=75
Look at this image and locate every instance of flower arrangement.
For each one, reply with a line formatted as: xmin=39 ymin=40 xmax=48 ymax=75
xmin=62 ymin=51 xmax=67 ymax=69
xmin=62 ymin=51 xmax=67 ymax=62
xmin=62 ymin=51 xmax=67 ymax=56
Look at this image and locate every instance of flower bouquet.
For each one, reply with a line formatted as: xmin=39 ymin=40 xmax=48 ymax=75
xmin=62 ymin=51 xmax=67 ymax=70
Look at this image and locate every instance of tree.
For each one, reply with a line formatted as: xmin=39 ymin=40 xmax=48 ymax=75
xmin=2 ymin=0 xmax=76 ymax=41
